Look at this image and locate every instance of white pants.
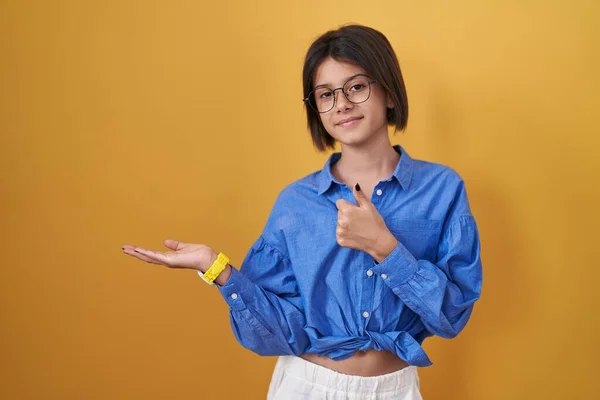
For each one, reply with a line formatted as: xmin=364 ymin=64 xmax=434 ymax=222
xmin=267 ymin=356 xmax=423 ymax=400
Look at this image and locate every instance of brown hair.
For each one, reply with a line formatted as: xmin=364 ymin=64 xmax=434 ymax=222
xmin=302 ymin=25 xmax=409 ymax=151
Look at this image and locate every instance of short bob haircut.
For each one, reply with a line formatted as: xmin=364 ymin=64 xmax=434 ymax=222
xmin=302 ymin=25 xmax=409 ymax=152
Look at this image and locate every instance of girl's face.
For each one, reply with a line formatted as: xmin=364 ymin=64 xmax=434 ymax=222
xmin=313 ymin=57 xmax=392 ymax=149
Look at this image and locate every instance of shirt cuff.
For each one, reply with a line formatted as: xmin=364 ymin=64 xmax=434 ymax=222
xmin=371 ymin=241 xmax=419 ymax=286
xmin=214 ymin=267 xmax=251 ymax=311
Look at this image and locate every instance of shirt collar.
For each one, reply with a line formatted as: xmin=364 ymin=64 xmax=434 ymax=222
xmin=317 ymin=144 xmax=414 ymax=195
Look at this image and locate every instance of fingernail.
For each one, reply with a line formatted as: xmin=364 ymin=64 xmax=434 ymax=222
xmin=355 ymin=183 xmax=361 ymax=191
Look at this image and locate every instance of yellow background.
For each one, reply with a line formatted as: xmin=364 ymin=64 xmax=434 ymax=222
xmin=1 ymin=0 xmax=599 ymax=399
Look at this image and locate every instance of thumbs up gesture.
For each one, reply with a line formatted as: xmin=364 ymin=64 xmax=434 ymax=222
xmin=335 ymin=183 xmax=399 ymax=262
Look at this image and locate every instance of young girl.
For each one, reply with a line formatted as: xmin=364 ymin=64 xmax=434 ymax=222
xmin=123 ymin=24 xmax=482 ymax=399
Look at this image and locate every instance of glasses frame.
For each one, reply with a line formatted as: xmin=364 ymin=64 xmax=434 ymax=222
xmin=303 ymin=74 xmax=378 ymax=113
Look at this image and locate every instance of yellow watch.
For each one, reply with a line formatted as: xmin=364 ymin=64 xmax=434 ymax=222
xmin=197 ymin=252 xmax=229 ymax=286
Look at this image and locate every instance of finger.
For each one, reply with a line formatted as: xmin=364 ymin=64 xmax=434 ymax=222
xmin=337 ymin=206 xmax=354 ymax=231
xmin=163 ymin=239 xmax=187 ymax=251
xmin=352 ymin=183 xmax=371 ymax=208
xmin=336 ymin=233 xmax=347 ymax=248
xmin=335 ymin=198 xmax=353 ymax=211
xmin=122 ymin=247 xmax=163 ymax=264
xmin=123 ymin=244 xmax=153 ymax=258
xmin=133 ymin=247 xmax=171 ymax=265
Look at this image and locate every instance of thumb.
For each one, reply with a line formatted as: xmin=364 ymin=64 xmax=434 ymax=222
xmin=352 ymin=183 xmax=371 ymax=208
xmin=163 ymin=239 xmax=187 ymax=251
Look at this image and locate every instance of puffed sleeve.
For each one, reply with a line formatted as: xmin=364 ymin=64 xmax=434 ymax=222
xmin=371 ymin=182 xmax=483 ymax=338
xmin=217 ymin=195 xmax=309 ymax=355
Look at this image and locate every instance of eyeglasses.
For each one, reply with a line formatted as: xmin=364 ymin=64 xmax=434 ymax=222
xmin=303 ymin=74 xmax=377 ymax=113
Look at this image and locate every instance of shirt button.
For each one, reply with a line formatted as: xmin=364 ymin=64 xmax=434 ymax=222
xmin=376 ymin=189 xmax=383 ymax=196
xmin=230 ymin=293 xmax=238 ymax=300
xmin=381 ymin=274 xmax=388 ymax=280
xmin=362 ymin=311 xmax=370 ymax=318
xmin=366 ymin=269 xmax=373 ymax=277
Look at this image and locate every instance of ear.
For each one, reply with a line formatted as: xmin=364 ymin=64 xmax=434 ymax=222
xmin=386 ymin=93 xmax=394 ymax=109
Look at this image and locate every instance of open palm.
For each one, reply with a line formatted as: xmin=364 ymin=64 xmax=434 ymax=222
xmin=122 ymin=239 xmax=216 ymax=271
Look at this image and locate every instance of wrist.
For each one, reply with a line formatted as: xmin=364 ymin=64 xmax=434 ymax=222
xmin=201 ymin=250 xmax=218 ymax=273
xmin=370 ymin=230 xmax=398 ymax=263
xmin=214 ymin=264 xmax=232 ymax=286
xmin=197 ymin=251 xmax=230 ymax=286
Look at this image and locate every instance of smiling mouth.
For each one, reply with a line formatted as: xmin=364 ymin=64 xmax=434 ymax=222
xmin=336 ymin=117 xmax=363 ymax=126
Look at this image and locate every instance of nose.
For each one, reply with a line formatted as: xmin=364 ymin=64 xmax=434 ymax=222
xmin=333 ymin=88 xmax=353 ymax=112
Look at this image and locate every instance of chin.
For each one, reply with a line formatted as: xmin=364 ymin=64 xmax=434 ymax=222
xmin=332 ymin=123 xmax=389 ymax=148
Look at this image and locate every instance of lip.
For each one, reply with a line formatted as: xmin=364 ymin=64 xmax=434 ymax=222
xmin=336 ymin=117 xmax=363 ymax=126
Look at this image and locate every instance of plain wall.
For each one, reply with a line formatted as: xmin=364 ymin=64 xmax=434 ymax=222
xmin=1 ymin=0 xmax=599 ymax=399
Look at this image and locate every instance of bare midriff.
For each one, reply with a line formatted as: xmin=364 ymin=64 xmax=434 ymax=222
xmin=301 ymin=350 xmax=409 ymax=377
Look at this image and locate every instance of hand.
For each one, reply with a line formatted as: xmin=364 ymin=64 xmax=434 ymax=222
xmin=122 ymin=239 xmax=218 ymax=273
xmin=335 ymin=184 xmax=398 ymax=262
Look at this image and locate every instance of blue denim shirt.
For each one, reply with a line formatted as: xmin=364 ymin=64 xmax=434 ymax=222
xmin=218 ymin=145 xmax=482 ymax=367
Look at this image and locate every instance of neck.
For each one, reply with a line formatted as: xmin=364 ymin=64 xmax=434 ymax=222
xmin=334 ymin=135 xmax=400 ymax=182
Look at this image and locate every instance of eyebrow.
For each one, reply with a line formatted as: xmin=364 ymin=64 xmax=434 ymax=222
xmin=313 ymin=73 xmax=366 ymax=89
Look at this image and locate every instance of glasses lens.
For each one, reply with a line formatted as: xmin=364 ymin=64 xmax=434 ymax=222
xmin=343 ymin=76 xmax=371 ymax=104
xmin=309 ymin=87 xmax=335 ymax=113
xmin=307 ymin=76 xmax=372 ymax=113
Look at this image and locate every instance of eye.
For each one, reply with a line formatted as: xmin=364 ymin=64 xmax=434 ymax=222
xmin=318 ymin=90 xmax=334 ymax=99
xmin=348 ymin=83 xmax=366 ymax=92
